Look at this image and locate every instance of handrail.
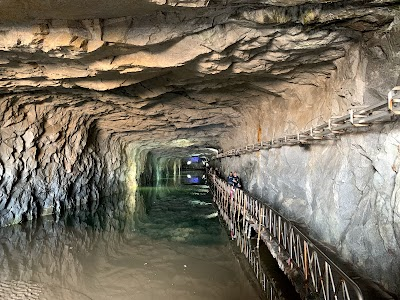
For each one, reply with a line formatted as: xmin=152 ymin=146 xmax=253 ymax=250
xmin=209 ymin=174 xmax=280 ymax=300
xmin=216 ymin=87 xmax=400 ymax=158
xmin=209 ymin=174 xmax=364 ymax=300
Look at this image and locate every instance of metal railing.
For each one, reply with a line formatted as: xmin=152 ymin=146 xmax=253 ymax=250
xmin=209 ymin=174 xmax=363 ymax=300
xmin=237 ymin=222 xmax=280 ymax=300
xmin=210 ymin=174 xmax=280 ymax=300
xmin=217 ymin=87 xmax=400 ymax=158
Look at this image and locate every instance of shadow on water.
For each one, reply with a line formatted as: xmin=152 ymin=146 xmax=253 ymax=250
xmin=0 ymin=170 xmax=262 ymax=300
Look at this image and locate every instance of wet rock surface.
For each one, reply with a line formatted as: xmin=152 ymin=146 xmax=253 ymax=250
xmin=0 ymin=93 xmax=131 ymax=226
xmin=0 ymin=1 xmax=397 ymax=159
xmin=218 ymin=22 xmax=400 ymax=296
xmin=0 ymin=0 xmax=399 ymax=297
xmin=220 ymin=124 xmax=400 ymax=296
xmin=0 ymin=1 xmax=397 ymax=149
xmin=216 ymin=4 xmax=400 ymax=294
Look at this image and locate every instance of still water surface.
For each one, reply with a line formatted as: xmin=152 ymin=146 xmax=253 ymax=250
xmin=0 ymin=171 xmax=261 ymax=299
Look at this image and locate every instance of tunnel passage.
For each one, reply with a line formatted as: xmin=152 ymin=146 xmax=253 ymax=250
xmin=0 ymin=0 xmax=400 ymax=299
xmin=0 ymin=161 xmax=265 ymax=300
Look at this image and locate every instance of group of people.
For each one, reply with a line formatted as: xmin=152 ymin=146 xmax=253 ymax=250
xmin=227 ymin=171 xmax=241 ymax=189
xmin=208 ymin=167 xmax=242 ymax=189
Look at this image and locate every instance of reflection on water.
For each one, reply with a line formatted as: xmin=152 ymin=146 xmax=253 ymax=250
xmin=0 ymin=171 xmax=261 ymax=300
xmin=180 ymin=170 xmax=207 ymax=185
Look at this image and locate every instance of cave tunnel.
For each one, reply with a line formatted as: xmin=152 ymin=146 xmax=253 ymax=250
xmin=0 ymin=0 xmax=400 ymax=299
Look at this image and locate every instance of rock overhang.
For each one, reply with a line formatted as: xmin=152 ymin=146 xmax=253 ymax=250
xmin=0 ymin=0 xmax=398 ymax=157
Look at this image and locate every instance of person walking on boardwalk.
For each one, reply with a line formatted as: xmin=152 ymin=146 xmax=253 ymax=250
xmin=227 ymin=172 xmax=234 ymax=186
xmin=232 ymin=171 xmax=241 ymax=189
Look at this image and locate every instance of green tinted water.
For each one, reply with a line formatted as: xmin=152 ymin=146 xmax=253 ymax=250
xmin=0 ymin=172 xmax=261 ymax=300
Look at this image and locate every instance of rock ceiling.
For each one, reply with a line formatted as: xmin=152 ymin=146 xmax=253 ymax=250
xmin=0 ymin=0 xmax=398 ymax=155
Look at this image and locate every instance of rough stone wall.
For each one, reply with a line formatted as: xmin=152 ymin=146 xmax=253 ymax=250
xmin=0 ymin=95 xmax=128 ymax=227
xmin=0 ymin=1 xmax=396 ymax=154
xmin=220 ymin=125 xmax=400 ymax=295
xmin=219 ymin=41 xmax=367 ymax=150
xmin=154 ymin=156 xmax=182 ymax=185
xmin=219 ymin=19 xmax=400 ymax=296
xmin=0 ymin=0 xmax=398 ymax=293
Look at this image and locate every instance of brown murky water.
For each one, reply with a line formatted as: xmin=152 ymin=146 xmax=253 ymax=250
xmin=0 ymin=173 xmax=261 ymax=300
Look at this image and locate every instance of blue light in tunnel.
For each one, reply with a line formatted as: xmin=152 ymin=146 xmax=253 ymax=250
xmin=189 ymin=177 xmax=200 ymax=184
xmin=191 ymin=156 xmax=200 ymax=163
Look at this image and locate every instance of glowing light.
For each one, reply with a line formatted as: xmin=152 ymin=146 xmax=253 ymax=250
xmin=187 ymin=174 xmax=191 ymax=178
xmin=187 ymin=161 xmax=192 ymax=165
xmin=170 ymin=139 xmax=194 ymax=147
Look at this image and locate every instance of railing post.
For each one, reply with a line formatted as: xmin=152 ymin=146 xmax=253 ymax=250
xmin=304 ymin=241 xmax=308 ymax=281
xmin=325 ymin=262 xmax=330 ymax=300
xmin=257 ymin=206 xmax=262 ymax=249
xmin=243 ymin=194 xmax=247 ymax=228
xmin=278 ymin=216 xmax=282 ymax=253
xmin=289 ymin=228 xmax=294 ymax=269
xmin=269 ymin=209 xmax=272 ymax=240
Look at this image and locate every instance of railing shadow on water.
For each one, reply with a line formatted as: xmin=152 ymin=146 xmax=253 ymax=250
xmin=209 ymin=174 xmax=365 ymax=300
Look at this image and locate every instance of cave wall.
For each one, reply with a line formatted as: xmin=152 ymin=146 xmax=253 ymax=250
xmin=0 ymin=95 xmax=130 ymax=227
xmin=218 ymin=20 xmax=400 ymax=296
xmin=0 ymin=90 xmax=190 ymax=228
xmin=219 ymin=41 xmax=367 ymax=149
xmin=0 ymin=0 xmax=398 ymax=294
xmin=154 ymin=156 xmax=182 ymax=186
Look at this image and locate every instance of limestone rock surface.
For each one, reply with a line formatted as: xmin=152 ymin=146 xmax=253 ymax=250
xmin=218 ymin=11 xmax=400 ymax=295
xmin=0 ymin=0 xmax=399 ymax=297
xmin=0 ymin=1 xmax=396 ymax=151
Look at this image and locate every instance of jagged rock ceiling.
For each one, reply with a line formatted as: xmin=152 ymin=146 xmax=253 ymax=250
xmin=0 ymin=0 xmax=398 ymax=155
